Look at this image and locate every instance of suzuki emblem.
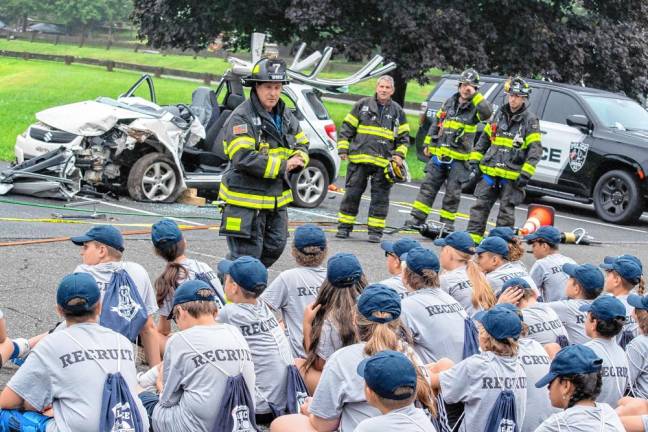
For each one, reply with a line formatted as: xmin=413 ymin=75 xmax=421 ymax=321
xmin=43 ymin=131 xmax=53 ymax=142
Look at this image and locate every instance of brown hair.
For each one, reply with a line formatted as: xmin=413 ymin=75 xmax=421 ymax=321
xmin=174 ymin=289 xmax=219 ymax=319
xmin=507 ymin=238 xmax=525 ymax=262
xmin=89 ymin=240 xmax=123 ymax=260
xmin=617 ymin=272 xmax=646 ymax=296
xmin=480 ymin=326 xmax=519 ymax=357
xmin=303 ymin=276 xmax=367 ymax=372
xmin=292 ymin=246 xmax=328 ymax=267
xmin=373 ymin=387 xmax=417 ymax=410
xmin=61 ymin=298 xmax=99 ymax=322
xmin=402 ymin=267 xmax=439 ymax=291
xmin=635 ymin=309 xmax=648 ymax=335
xmin=454 ymin=249 xmax=496 ymax=310
xmin=154 ymin=240 xmax=188 ymax=308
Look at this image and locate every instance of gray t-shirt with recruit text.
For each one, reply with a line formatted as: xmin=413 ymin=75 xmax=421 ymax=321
xmin=439 ymin=351 xmax=527 ymax=432
xmin=529 ymin=253 xmax=576 ymax=302
xmin=488 ymin=261 xmax=538 ymax=297
xmin=522 ymin=302 xmax=569 ymax=346
xmin=378 ymin=275 xmax=409 ymax=299
xmin=261 ymin=266 xmax=326 ymax=358
xmin=152 ymin=324 xmax=255 ymax=432
xmin=546 ymin=298 xmax=593 ymax=345
xmin=585 ymin=338 xmax=629 ymax=408
xmin=517 ymin=338 xmax=557 ymax=432
xmin=615 ymin=294 xmax=639 ymax=346
xmin=627 ymin=335 xmax=648 ymax=398
xmin=401 ymin=288 xmax=468 ymax=363
xmin=218 ymin=302 xmax=293 ymax=414
xmin=353 ymin=404 xmax=437 ymax=432
xmin=534 ymin=403 xmax=625 ymax=432
xmin=309 ymin=343 xmax=381 ymax=432
xmin=8 ymin=322 xmax=148 ymax=432
xmin=440 ymin=266 xmax=477 ymax=317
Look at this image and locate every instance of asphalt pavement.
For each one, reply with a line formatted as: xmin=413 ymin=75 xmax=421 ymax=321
xmin=2 ymin=177 xmax=648 ymax=387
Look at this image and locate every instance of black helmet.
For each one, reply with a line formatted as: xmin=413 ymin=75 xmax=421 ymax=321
xmin=458 ymin=68 xmax=481 ymax=88
xmin=243 ymin=58 xmax=290 ymax=86
xmin=504 ymin=76 xmax=532 ymax=97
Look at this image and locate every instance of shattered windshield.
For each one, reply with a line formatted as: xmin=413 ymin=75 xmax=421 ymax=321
xmin=582 ymin=95 xmax=648 ymax=131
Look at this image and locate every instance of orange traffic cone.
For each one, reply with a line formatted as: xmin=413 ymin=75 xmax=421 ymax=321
xmin=519 ymin=204 xmax=555 ymax=235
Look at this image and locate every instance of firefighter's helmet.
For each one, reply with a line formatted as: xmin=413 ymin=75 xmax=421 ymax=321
xmin=385 ymin=160 xmax=408 ymax=184
xmin=458 ymin=68 xmax=481 ymax=88
xmin=504 ymin=76 xmax=532 ymax=97
xmin=243 ymin=58 xmax=291 ymax=86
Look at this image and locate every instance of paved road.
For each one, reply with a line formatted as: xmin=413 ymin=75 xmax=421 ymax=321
xmin=1 ymin=179 xmax=648 ymax=387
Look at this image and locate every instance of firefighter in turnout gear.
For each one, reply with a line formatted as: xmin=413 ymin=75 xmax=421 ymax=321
xmin=218 ymin=58 xmax=309 ymax=267
xmin=466 ymin=76 xmax=542 ymax=244
xmin=406 ymin=68 xmax=493 ymax=231
xmin=336 ymin=75 xmax=410 ymax=242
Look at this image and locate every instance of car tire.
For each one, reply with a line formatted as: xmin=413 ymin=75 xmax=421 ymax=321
xmin=593 ymin=169 xmax=643 ymax=224
xmin=290 ymin=159 xmax=329 ymax=208
xmin=127 ymin=152 xmax=183 ymax=203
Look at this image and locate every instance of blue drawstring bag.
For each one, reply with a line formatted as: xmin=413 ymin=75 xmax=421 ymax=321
xmin=212 ymin=374 xmax=258 ymax=432
xmin=0 ymin=409 xmax=52 ymax=431
xmin=483 ymin=390 xmax=519 ymax=432
xmin=100 ymin=372 xmax=146 ymax=432
xmin=285 ymin=364 xmax=308 ymax=414
xmin=619 ymin=330 xmax=635 ymax=350
xmin=463 ymin=318 xmax=480 ymax=359
xmin=556 ymin=335 xmax=569 ymax=348
xmin=194 ymin=272 xmax=226 ymax=307
xmin=100 ymin=270 xmax=148 ymax=342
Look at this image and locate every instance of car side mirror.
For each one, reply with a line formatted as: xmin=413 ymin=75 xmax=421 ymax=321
xmin=566 ymin=114 xmax=592 ymax=133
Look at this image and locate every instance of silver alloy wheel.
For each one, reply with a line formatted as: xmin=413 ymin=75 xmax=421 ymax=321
xmin=141 ymin=161 xmax=177 ymax=201
xmin=296 ymin=165 xmax=326 ymax=205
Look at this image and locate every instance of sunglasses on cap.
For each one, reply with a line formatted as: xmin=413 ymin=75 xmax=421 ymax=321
xmin=385 ymin=251 xmax=397 ymax=258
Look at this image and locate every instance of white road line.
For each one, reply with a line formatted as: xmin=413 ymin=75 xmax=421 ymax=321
xmin=289 ymin=207 xmax=338 ymax=220
xmin=78 ymin=197 xmax=205 ymax=226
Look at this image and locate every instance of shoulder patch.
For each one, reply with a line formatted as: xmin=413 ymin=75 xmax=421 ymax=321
xmin=232 ymin=124 xmax=248 ymax=135
xmin=361 ymin=105 xmax=370 ymax=113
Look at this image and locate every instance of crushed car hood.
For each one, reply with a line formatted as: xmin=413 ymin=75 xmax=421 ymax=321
xmin=36 ymin=98 xmax=157 ymax=136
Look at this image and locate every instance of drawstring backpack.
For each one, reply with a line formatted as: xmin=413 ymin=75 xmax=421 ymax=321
xmin=101 ymin=269 xmax=148 ymax=342
xmin=463 ymin=318 xmax=480 ymax=359
xmin=483 ymin=360 xmax=521 ymax=432
xmin=0 ymin=410 xmax=52 ymax=431
xmin=178 ymin=329 xmax=258 ymax=432
xmin=64 ymin=332 xmax=145 ymax=432
xmin=619 ymin=330 xmax=635 ymax=350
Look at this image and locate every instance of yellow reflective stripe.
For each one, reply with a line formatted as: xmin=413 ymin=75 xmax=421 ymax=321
xmin=463 ymin=124 xmax=477 ymax=133
xmin=469 ymin=151 xmax=484 ymax=161
xmin=436 ymin=110 xmax=443 ymax=119
xmin=338 ymin=212 xmax=356 ymax=224
xmin=424 ymin=135 xmax=431 ymax=145
xmin=470 ymin=233 xmax=484 ymax=244
xmin=439 ymin=209 xmax=457 ymax=220
xmin=522 ymin=162 xmax=536 ymax=176
xmin=294 ymin=131 xmax=309 ymax=145
xmin=263 ymin=156 xmax=282 ymax=179
xmin=394 ymin=145 xmax=408 ymax=156
xmin=367 ymin=217 xmax=386 ymax=228
xmin=338 ymin=140 xmax=349 ymax=150
xmin=436 ymin=147 xmax=470 ymax=160
xmin=291 ymin=149 xmax=310 ymax=166
xmin=427 ymin=146 xmax=439 ymax=156
xmin=219 ymin=184 xmax=293 ymax=209
xmin=268 ymin=148 xmax=292 ymax=160
xmin=524 ymin=132 xmax=541 ymax=147
xmin=442 ymin=120 xmax=465 ymax=131
xmin=492 ymin=136 xmax=514 ymax=148
xmin=344 ymin=113 xmax=359 ymax=128
xmin=412 ymin=200 xmax=432 ymax=215
xmin=227 ymin=136 xmax=256 ymax=158
xmin=483 ymin=123 xmax=492 ymax=137
xmin=357 ymin=125 xmax=394 ymax=141
xmin=397 ymin=123 xmax=410 ymax=134
xmin=479 ymin=165 xmax=520 ymax=180
xmin=348 ymin=154 xmax=390 ymax=167
xmin=472 ymin=93 xmax=485 ymax=106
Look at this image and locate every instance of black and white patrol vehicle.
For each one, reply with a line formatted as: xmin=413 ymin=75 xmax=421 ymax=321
xmin=417 ymin=74 xmax=648 ymax=224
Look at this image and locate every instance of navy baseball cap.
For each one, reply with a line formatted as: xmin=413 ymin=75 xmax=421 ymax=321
xmin=501 ymin=277 xmax=532 ymax=291
xmin=476 ymin=236 xmax=509 ymax=258
xmin=326 ymin=253 xmax=363 ymax=287
xmin=357 ymin=350 xmax=417 ymax=400
xmin=474 ymin=304 xmax=523 ymax=340
xmin=57 ymin=272 xmax=101 ymax=312
xmin=151 ymin=219 xmax=183 ymax=247
xmin=579 ymin=295 xmax=627 ymax=321
xmin=294 ymin=224 xmax=326 ymax=251
xmin=535 ymin=344 xmax=603 ymax=388
xmin=603 ymin=255 xmax=643 ymax=270
xmin=404 ymin=247 xmax=440 ymax=274
xmin=357 ymin=283 xmax=401 ymax=323
xmin=218 ymin=256 xmax=268 ymax=293
xmin=381 ymin=237 xmax=421 ymax=258
xmin=434 ymin=231 xmax=477 ymax=255
xmin=488 ymin=227 xmax=516 ymax=242
xmin=71 ymin=225 xmax=124 ymax=252
xmin=628 ymin=294 xmax=648 ymax=310
xmin=600 ymin=256 xmax=642 ymax=285
xmin=563 ymin=263 xmax=604 ymax=293
xmin=524 ymin=226 xmax=562 ymax=246
xmin=172 ymin=279 xmax=215 ymax=310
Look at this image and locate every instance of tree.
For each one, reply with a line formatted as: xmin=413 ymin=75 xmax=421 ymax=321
xmin=0 ymin=0 xmax=41 ymax=31
xmin=50 ymin=0 xmax=132 ymax=41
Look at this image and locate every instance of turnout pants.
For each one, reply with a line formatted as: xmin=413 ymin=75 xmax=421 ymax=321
xmin=466 ymin=177 xmax=525 ymax=243
xmin=410 ymin=160 xmax=468 ymax=229
xmin=337 ymin=163 xmax=392 ymax=235
xmin=226 ymin=207 xmax=288 ymax=268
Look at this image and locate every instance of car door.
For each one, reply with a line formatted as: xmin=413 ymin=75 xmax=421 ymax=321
xmin=535 ymin=90 xmax=589 ymax=186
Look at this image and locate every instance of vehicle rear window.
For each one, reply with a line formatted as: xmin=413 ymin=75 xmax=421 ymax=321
xmin=542 ymin=91 xmax=586 ymax=124
xmin=428 ymin=79 xmax=459 ymax=102
xmin=304 ymin=90 xmax=330 ymax=120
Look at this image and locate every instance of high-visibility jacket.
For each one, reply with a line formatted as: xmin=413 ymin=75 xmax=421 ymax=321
xmin=469 ymin=103 xmax=542 ymax=181
xmin=219 ymin=92 xmax=309 ymax=210
xmin=337 ymin=95 xmax=409 ymax=167
xmin=425 ymin=91 xmax=492 ymax=161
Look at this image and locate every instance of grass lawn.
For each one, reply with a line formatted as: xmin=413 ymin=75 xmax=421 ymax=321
xmin=0 ymin=39 xmax=438 ymax=103
xmin=0 ymin=57 xmax=426 ymax=178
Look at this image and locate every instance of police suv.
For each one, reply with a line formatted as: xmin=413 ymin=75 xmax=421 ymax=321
xmin=417 ymin=75 xmax=648 ymax=224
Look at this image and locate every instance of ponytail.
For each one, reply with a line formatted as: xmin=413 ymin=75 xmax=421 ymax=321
xmin=460 ymin=252 xmax=496 ymax=310
xmin=637 ymin=276 xmax=646 ymax=296
xmin=508 ymin=238 xmax=525 ymax=262
xmin=153 ymin=241 xmax=187 ymax=308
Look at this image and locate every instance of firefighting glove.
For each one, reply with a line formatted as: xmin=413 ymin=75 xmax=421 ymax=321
xmin=515 ymin=175 xmax=530 ymax=188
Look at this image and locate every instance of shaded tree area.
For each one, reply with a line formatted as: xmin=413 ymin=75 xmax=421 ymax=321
xmin=132 ymin=0 xmax=648 ymax=104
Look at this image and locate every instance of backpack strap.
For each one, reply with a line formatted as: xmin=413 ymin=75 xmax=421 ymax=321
xmin=63 ymin=329 xmax=122 ymax=375
xmin=176 ymin=328 xmax=236 ymax=376
xmin=590 ymin=339 xmax=626 ymax=397
xmin=249 ymin=303 xmax=294 ymax=367
xmin=625 ymin=344 xmax=648 ymax=398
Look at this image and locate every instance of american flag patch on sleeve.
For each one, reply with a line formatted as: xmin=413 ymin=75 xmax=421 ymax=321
xmin=232 ymin=124 xmax=248 ymax=135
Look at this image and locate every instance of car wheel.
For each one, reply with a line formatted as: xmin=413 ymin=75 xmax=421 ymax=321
xmin=127 ymin=153 xmax=182 ymax=202
xmin=593 ymin=169 xmax=643 ymax=224
xmin=291 ymin=159 xmax=329 ymax=208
